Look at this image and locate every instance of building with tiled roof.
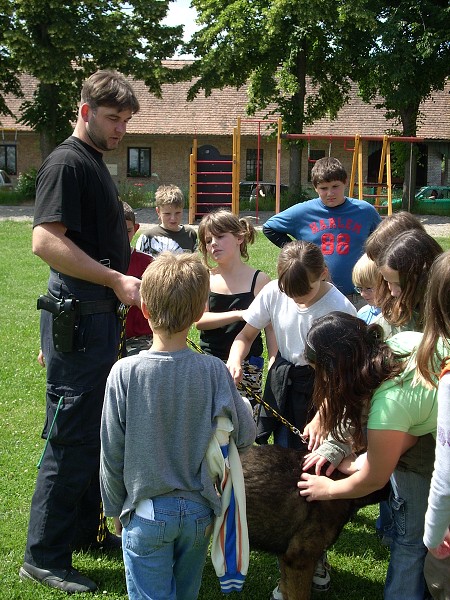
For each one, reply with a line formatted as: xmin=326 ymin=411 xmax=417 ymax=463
xmin=1 ymin=60 xmax=449 ymax=212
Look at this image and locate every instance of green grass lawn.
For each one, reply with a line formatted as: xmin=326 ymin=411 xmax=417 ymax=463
xmin=1 ymin=220 xmax=449 ymax=599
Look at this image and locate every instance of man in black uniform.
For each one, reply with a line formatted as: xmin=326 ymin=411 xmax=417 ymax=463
xmin=20 ymin=70 xmax=141 ymax=593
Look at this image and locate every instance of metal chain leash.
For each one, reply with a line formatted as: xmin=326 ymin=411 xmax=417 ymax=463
xmin=117 ymin=303 xmax=130 ymax=360
xmin=97 ymin=302 xmax=130 ymax=544
xmin=186 ymin=338 xmax=307 ymax=445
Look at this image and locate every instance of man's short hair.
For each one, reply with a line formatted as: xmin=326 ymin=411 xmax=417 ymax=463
xmin=311 ymin=157 xmax=347 ymax=187
xmin=155 ymin=184 xmax=184 ymax=208
xmin=81 ymin=70 xmax=140 ymax=113
xmin=121 ymin=201 xmax=136 ymax=225
xmin=141 ymin=253 xmax=209 ymax=334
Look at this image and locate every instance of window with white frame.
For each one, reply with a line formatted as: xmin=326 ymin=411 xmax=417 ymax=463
xmin=0 ymin=144 xmax=17 ymax=175
xmin=127 ymin=147 xmax=151 ymax=177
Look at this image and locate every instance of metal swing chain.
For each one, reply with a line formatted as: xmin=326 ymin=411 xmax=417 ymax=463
xmin=186 ymin=338 xmax=308 ymax=445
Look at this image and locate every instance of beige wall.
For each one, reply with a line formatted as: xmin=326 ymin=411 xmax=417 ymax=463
xmin=119 ymin=134 xmax=290 ymax=192
xmin=8 ymin=131 xmax=444 ymax=196
xmin=1 ymin=131 xmax=41 ymax=184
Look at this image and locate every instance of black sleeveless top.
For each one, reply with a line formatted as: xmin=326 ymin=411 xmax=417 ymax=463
xmin=199 ymin=270 xmax=264 ymax=361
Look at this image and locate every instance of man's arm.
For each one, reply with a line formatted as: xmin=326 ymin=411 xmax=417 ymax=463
xmin=33 ymin=222 xmax=141 ymax=306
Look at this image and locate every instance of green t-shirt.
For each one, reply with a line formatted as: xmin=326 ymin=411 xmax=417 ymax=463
xmin=368 ymin=331 xmax=437 ymax=438
xmin=373 ymin=312 xmax=419 ymax=341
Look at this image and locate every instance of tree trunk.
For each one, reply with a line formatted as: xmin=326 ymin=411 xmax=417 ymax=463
xmin=289 ymin=145 xmax=302 ymax=195
xmin=287 ymin=43 xmax=307 ymax=194
xmin=39 ymin=129 xmax=57 ymax=161
xmin=400 ymin=105 xmax=419 ymax=211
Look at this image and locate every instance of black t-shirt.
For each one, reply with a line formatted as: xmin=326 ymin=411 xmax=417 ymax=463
xmin=34 ymin=136 xmax=130 ymax=274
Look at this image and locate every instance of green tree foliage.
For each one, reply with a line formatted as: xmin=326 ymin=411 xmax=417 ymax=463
xmin=356 ymin=1 xmax=450 ymax=136
xmin=0 ymin=0 xmax=22 ymax=115
xmin=181 ymin=0 xmax=375 ymax=189
xmin=354 ymin=0 xmax=450 ymax=206
xmin=1 ymin=0 xmax=184 ymax=157
xmin=182 ymin=0 xmax=450 ymax=193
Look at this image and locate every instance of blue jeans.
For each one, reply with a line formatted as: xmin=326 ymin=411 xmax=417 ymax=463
xmin=123 ymin=497 xmax=214 ymax=600
xmin=384 ymin=468 xmax=431 ymax=600
xmin=376 ymin=500 xmax=394 ymax=546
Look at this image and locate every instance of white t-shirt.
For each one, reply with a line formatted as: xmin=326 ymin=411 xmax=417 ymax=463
xmin=424 ymin=372 xmax=450 ymax=549
xmin=243 ymin=280 xmax=357 ymax=366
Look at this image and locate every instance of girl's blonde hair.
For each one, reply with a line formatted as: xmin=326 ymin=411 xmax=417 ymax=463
xmin=197 ymin=210 xmax=256 ymax=268
xmin=352 ymin=253 xmax=378 ymax=289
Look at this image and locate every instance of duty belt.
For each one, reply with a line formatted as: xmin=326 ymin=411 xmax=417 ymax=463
xmin=77 ymin=298 xmax=118 ymax=315
xmin=42 ymin=291 xmax=118 ymax=315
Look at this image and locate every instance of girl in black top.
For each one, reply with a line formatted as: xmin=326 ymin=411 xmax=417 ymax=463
xmin=196 ymin=210 xmax=275 ymax=410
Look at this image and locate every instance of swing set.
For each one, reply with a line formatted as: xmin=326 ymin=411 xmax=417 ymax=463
xmin=189 ymin=117 xmax=282 ymax=223
xmin=188 ymin=122 xmax=424 ymax=221
xmin=284 ymin=133 xmax=425 ymax=215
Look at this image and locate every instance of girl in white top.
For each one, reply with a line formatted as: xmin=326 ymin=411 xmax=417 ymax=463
xmin=227 ymin=240 xmax=356 ymax=598
xmin=416 ymin=251 xmax=450 ymax=599
xmin=227 ymin=239 xmax=356 ymax=448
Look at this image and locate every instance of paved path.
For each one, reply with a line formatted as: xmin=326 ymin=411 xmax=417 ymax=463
xmin=1 ymin=205 xmax=449 ymax=237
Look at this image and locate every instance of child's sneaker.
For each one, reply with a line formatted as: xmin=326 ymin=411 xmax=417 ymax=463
xmin=271 ymin=553 xmax=330 ymax=600
xmin=312 ymin=552 xmax=331 ymax=592
xmin=271 ymin=583 xmax=283 ymax=600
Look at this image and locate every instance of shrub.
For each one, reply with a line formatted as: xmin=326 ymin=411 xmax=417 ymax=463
xmin=118 ymin=182 xmax=155 ymax=209
xmin=118 ymin=173 xmax=162 ymax=209
xmin=15 ymin=167 xmax=38 ymax=200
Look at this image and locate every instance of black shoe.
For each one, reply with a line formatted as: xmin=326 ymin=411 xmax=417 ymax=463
xmin=19 ymin=562 xmax=97 ymax=594
xmin=73 ymin=530 xmax=122 ymax=552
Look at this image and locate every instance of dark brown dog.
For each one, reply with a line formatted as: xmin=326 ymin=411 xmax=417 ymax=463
xmin=241 ymin=444 xmax=389 ymax=600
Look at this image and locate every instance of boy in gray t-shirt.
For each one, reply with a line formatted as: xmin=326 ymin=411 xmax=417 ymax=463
xmin=100 ymin=252 xmax=255 ymax=600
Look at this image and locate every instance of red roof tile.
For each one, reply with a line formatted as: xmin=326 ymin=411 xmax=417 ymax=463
xmin=1 ymin=62 xmax=448 ymax=140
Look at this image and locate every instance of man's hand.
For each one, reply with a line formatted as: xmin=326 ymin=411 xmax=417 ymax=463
xmin=111 ymin=273 xmax=142 ymax=307
xmin=37 ymin=349 xmax=46 ymax=368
